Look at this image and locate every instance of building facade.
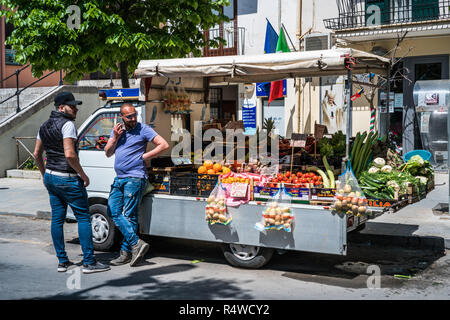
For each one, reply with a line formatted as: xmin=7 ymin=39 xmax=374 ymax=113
xmin=299 ymin=0 xmax=450 ymax=156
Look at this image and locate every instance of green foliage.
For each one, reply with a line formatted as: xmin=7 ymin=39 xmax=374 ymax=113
xmin=0 ymin=0 xmax=229 ymax=84
xmin=22 ymin=158 xmax=38 ymax=170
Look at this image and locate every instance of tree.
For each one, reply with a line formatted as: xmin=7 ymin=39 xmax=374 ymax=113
xmin=1 ymin=0 xmax=229 ymax=87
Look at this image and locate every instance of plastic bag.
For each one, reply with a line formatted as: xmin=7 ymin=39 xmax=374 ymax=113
xmin=255 ymin=184 xmax=294 ymax=233
xmin=205 ymin=182 xmax=232 ymax=225
xmin=333 ymin=161 xmax=369 ymax=216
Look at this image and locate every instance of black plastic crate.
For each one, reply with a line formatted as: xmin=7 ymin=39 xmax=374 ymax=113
xmin=170 ymin=173 xmax=219 ymax=197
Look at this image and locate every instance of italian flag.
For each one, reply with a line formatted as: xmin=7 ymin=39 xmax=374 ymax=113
xmin=268 ymin=27 xmax=290 ymax=105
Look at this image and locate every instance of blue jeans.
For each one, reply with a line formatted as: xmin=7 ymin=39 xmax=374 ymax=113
xmin=43 ymin=173 xmax=95 ymax=265
xmin=107 ymin=177 xmax=148 ymax=253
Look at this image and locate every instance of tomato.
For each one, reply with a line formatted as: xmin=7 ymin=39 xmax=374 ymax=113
xmin=277 ymin=173 xmax=283 ymax=180
xmin=285 ymin=171 xmax=291 ymax=178
xmin=270 ymin=183 xmax=276 ymax=188
xmin=296 ymin=172 xmax=302 ymax=177
xmin=313 ymin=176 xmax=319 ymax=181
xmin=300 ymin=178 xmax=306 ymax=183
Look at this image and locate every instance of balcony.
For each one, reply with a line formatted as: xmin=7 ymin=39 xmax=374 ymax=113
xmin=203 ymin=23 xmax=245 ymax=57
xmin=324 ymin=0 xmax=450 ymax=31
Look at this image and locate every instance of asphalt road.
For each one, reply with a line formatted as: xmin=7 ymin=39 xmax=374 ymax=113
xmin=0 ymin=215 xmax=449 ymax=301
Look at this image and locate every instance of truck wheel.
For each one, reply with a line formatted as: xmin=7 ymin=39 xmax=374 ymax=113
xmin=221 ymin=243 xmax=274 ymax=269
xmin=89 ymin=204 xmax=120 ymax=252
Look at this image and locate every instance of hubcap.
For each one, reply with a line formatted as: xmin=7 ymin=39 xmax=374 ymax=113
xmin=90 ymin=213 xmax=109 ymax=244
xmin=229 ymin=244 xmax=260 ymax=261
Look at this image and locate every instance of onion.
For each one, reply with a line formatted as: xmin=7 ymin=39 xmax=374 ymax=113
xmin=344 ymin=184 xmax=352 ymax=194
xmin=358 ymin=206 xmax=367 ymax=214
xmin=334 ymin=200 xmax=343 ymax=210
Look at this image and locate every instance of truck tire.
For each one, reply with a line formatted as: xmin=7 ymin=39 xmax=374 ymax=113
xmin=221 ymin=243 xmax=274 ymax=269
xmin=89 ymin=204 xmax=120 ymax=252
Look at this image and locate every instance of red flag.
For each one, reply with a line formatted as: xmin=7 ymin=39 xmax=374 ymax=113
xmin=268 ymin=27 xmax=290 ymax=105
xmin=268 ymin=80 xmax=284 ymax=105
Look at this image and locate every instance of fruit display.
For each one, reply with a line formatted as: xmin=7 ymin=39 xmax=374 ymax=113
xmin=261 ymin=201 xmax=294 ymax=232
xmin=205 ymin=195 xmax=231 ymax=225
xmin=197 ymin=161 xmax=231 ymax=175
xmin=333 ymin=183 xmax=368 ymax=216
xmin=266 ymin=171 xmax=323 ymax=188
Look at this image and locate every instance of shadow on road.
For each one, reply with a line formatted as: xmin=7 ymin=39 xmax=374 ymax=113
xmin=43 ymin=263 xmax=253 ymax=300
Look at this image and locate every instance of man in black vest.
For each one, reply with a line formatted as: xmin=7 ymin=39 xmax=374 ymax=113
xmin=33 ymin=91 xmax=110 ymax=274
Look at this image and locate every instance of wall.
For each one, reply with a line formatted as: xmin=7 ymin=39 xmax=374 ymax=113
xmin=2 ymin=65 xmax=66 ymax=88
xmin=236 ymin=0 xmax=299 ymax=136
xmin=0 ymin=86 xmax=104 ymax=177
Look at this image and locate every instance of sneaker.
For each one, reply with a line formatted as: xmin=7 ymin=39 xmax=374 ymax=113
xmin=57 ymin=261 xmax=74 ymax=272
xmin=110 ymin=250 xmax=132 ymax=266
xmin=130 ymin=239 xmax=149 ymax=267
xmin=82 ymin=261 xmax=111 ymax=274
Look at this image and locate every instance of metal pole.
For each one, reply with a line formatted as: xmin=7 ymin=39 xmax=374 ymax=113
xmin=345 ymin=68 xmax=353 ymax=161
xmin=15 ymin=69 xmax=20 ymax=113
xmin=59 ymin=70 xmax=63 ymax=86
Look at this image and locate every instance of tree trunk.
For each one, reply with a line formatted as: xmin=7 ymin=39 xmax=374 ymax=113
xmin=119 ymin=61 xmax=130 ymax=88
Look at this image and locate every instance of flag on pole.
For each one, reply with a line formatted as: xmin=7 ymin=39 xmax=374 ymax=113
xmin=350 ymin=87 xmax=364 ymax=101
xmin=268 ymin=27 xmax=290 ymax=105
xmin=256 ymin=20 xmax=279 ymax=97
xmin=264 ymin=20 xmax=278 ymax=54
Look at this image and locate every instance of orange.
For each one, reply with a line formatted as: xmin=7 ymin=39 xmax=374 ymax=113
xmin=203 ymin=160 xmax=213 ymax=170
xmin=207 ymin=169 xmax=216 ymax=175
xmin=213 ymin=163 xmax=222 ymax=172
xmin=198 ymin=166 xmax=207 ymax=174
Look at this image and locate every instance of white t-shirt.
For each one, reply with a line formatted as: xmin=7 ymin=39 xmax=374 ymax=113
xmin=37 ymin=121 xmax=77 ymax=140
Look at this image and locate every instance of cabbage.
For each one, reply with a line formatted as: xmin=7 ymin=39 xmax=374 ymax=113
xmin=381 ymin=165 xmax=392 ymax=173
xmin=409 ymin=155 xmax=424 ymax=166
xmin=368 ymin=167 xmax=380 ymax=174
xmin=373 ymin=158 xmax=386 ymax=168
xmin=415 ymin=176 xmax=427 ymax=185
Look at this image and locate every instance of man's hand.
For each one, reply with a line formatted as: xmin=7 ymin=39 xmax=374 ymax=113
xmin=112 ymin=123 xmax=125 ymax=139
xmin=79 ymin=172 xmax=90 ymax=187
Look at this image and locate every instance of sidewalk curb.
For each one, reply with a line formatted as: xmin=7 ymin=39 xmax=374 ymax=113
xmin=0 ymin=211 xmax=51 ymax=220
xmin=348 ymin=232 xmax=450 ymax=251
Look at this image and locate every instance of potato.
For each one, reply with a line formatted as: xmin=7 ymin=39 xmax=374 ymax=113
xmin=284 ymin=223 xmax=291 ymax=229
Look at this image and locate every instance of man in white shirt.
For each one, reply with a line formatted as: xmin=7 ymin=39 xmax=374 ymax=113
xmin=33 ymin=91 xmax=110 ymax=274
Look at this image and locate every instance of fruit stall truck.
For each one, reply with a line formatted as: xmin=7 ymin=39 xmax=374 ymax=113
xmin=78 ymin=48 xmax=391 ymax=268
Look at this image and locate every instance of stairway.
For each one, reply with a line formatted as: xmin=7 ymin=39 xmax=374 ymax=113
xmin=0 ymin=86 xmax=59 ymax=123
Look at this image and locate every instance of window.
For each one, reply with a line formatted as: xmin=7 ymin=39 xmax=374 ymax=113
xmin=5 ymin=23 xmax=20 ymax=65
xmin=78 ymin=112 xmax=120 ymax=150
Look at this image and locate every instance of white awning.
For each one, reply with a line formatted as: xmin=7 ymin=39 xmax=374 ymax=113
xmin=135 ymin=48 xmax=390 ymax=83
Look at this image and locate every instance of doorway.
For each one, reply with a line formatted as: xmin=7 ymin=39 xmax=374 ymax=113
xmin=402 ymin=55 xmax=449 ymax=154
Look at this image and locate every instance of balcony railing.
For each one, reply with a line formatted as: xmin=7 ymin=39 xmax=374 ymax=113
xmin=203 ymin=24 xmax=245 ymax=57
xmin=324 ymin=0 xmax=450 ymax=30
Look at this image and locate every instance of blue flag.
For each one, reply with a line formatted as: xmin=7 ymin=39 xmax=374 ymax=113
xmin=264 ymin=20 xmax=278 ymax=54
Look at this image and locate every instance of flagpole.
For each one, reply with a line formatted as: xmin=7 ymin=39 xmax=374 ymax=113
xmin=346 ymin=68 xmax=353 ymax=162
xmin=281 ymin=23 xmax=297 ymax=52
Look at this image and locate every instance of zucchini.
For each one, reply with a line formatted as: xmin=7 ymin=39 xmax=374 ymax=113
xmin=355 ymin=131 xmax=373 ymax=175
xmin=350 ymin=132 xmax=361 ymax=166
xmin=351 ymin=131 xmax=367 ymax=170
xmin=308 ymin=166 xmax=330 ymax=188
xmin=322 ymin=156 xmax=335 ymax=189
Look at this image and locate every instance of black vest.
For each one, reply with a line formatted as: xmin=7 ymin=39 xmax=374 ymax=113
xmin=39 ymin=111 xmax=79 ymax=173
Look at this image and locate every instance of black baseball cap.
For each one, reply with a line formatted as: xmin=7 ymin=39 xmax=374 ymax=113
xmin=54 ymin=91 xmax=82 ymax=107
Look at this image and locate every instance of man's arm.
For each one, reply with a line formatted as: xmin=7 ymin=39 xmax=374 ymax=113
xmin=33 ymin=139 xmax=46 ymax=177
xmin=104 ymin=123 xmax=124 ymax=157
xmin=142 ymin=135 xmax=170 ymax=161
xmin=63 ymin=138 xmax=90 ymax=187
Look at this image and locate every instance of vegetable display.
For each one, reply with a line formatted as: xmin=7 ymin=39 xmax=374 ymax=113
xmin=262 ymin=201 xmax=294 ymax=231
xmin=350 ymin=131 xmax=379 ymax=178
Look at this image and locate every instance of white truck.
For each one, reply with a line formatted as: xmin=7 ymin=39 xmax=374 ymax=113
xmin=78 ymin=49 xmax=390 ymax=268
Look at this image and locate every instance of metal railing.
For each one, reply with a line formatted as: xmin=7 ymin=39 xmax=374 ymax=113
xmin=203 ymin=25 xmax=245 ymax=56
xmin=13 ymin=136 xmax=36 ymax=169
xmin=0 ymin=64 xmax=63 ymax=116
xmin=324 ymin=0 xmax=450 ymax=30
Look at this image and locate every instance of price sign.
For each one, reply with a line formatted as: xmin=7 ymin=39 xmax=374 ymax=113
xmin=290 ymin=133 xmax=307 ymax=148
